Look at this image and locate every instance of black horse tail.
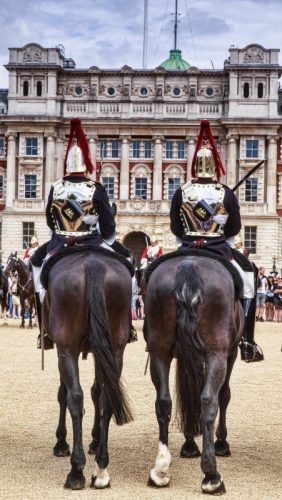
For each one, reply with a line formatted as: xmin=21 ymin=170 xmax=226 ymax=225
xmin=86 ymin=262 xmax=133 ymax=425
xmin=174 ymin=262 xmax=205 ymax=436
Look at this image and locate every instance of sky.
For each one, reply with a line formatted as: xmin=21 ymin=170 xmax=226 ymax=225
xmin=1 ymin=0 xmax=282 ymax=88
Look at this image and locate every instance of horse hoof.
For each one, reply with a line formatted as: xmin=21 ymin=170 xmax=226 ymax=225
xmin=90 ymin=475 xmax=110 ymax=489
xmin=64 ymin=472 xmax=85 ymax=490
xmin=20 ymin=325 xmax=25 ymax=329
xmin=215 ymin=440 xmax=231 ymax=457
xmin=202 ymin=476 xmax=226 ymax=495
xmin=53 ymin=441 xmax=71 ymax=457
xmin=88 ymin=441 xmax=99 ymax=455
xmin=147 ymin=475 xmax=170 ymax=488
xmin=180 ymin=439 xmax=201 ymax=458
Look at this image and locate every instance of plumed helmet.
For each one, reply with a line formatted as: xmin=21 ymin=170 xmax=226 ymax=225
xmin=30 ymin=236 xmax=39 ymax=246
xmin=150 ymin=235 xmax=158 ymax=243
xmin=64 ymin=118 xmax=94 ymax=174
xmin=191 ymin=120 xmax=226 ymax=180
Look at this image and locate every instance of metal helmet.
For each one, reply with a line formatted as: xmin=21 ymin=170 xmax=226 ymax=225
xmin=30 ymin=235 xmax=39 ymax=246
xmin=195 ymin=144 xmax=216 ymax=178
xmin=64 ymin=118 xmax=94 ymax=175
xmin=191 ymin=120 xmax=226 ymax=181
xmin=66 ymin=143 xmax=86 ymax=174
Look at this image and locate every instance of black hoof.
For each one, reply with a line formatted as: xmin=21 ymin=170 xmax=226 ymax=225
xmin=202 ymin=476 xmax=226 ymax=495
xmin=90 ymin=475 xmax=110 ymax=489
xmin=53 ymin=441 xmax=71 ymax=457
xmin=215 ymin=439 xmax=231 ymax=457
xmin=88 ymin=440 xmax=99 ymax=455
xmin=147 ymin=476 xmax=170 ymax=488
xmin=20 ymin=325 xmax=25 ymax=329
xmin=64 ymin=472 xmax=85 ymax=490
xmin=180 ymin=439 xmax=201 ymax=458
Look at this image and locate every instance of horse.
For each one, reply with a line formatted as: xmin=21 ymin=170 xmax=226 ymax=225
xmin=0 ymin=266 xmax=9 ymax=322
xmin=143 ymin=255 xmax=244 ymax=495
xmin=5 ymin=253 xmax=35 ymax=328
xmin=42 ymin=249 xmax=133 ymax=490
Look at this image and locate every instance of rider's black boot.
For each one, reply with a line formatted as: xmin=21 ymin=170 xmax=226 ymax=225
xmin=239 ymin=298 xmax=264 ymax=362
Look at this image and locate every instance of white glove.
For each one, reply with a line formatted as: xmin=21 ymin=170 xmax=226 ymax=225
xmin=83 ymin=214 xmax=98 ymax=225
xmin=140 ymin=258 xmax=148 ymax=270
xmin=213 ymin=214 xmax=228 ymax=225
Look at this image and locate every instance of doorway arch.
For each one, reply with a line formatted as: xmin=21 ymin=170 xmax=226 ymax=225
xmin=123 ymin=231 xmax=148 ymax=268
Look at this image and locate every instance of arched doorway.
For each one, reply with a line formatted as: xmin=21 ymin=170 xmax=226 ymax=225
xmin=123 ymin=231 xmax=148 ymax=268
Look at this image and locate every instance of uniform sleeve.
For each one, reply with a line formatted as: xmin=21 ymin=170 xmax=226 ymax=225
xmin=93 ymin=183 xmax=116 ymax=240
xmin=45 ymin=186 xmax=55 ymax=231
xmin=223 ymin=187 xmax=242 ymax=239
xmin=141 ymin=248 xmax=148 ymax=259
xmin=170 ymin=188 xmax=184 ymax=238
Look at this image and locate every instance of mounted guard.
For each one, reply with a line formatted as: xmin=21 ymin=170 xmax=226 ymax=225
xmin=23 ymin=235 xmax=39 ymax=264
xmin=140 ymin=235 xmax=163 ymax=270
xmin=170 ymin=119 xmax=263 ymax=362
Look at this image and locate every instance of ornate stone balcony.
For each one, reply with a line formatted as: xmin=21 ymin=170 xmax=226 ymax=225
xmin=115 ymin=198 xmax=171 ymax=215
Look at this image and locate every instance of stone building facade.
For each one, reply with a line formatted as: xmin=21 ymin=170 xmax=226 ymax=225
xmin=0 ymin=42 xmax=282 ymax=271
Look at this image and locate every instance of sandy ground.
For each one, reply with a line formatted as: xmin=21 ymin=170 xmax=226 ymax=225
xmin=0 ymin=319 xmax=281 ymax=500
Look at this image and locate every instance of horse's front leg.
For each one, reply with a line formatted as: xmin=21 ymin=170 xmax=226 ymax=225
xmin=58 ymin=351 xmax=86 ymax=490
xmin=89 ymin=376 xmax=101 ymax=455
xmin=53 ymin=379 xmax=70 ymax=457
xmin=28 ymin=301 xmax=33 ymax=329
xmin=201 ymin=353 xmax=227 ymax=495
xmin=148 ymin=351 xmax=172 ymax=488
xmin=20 ymin=298 xmax=25 ymax=328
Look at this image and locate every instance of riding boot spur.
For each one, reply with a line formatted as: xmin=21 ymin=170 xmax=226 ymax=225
xmin=239 ymin=298 xmax=264 ymax=362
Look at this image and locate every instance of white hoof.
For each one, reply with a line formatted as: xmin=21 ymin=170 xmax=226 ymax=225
xmin=149 ymin=442 xmax=171 ymax=487
xmin=201 ymin=475 xmax=226 ymax=495
xmin=149 ymin=467 xmax=170 ymax=487
xmin=91 ymin=461 xmax=110 ymax=489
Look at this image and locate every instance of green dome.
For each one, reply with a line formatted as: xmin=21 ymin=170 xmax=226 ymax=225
xmin=159 ymin=49 xmax=190 ymax=71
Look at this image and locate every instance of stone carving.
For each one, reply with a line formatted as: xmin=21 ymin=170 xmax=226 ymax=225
xmin=99 ymin=84 xmax=106 ymax=95
xmin=163 ymin=229 xmax=177 ymax=248
xmin=57 ymin=84 xmax=65 ymax=96
xmin=123 ymin=85 xmax=130 ymax=97
xmin=244 ymin=46 xmax=264 ymax=63
xmin=23 ymin=46 xmax=43 ymax=63
xmin=164 ymin=85 xmax=172 ymax=95
xmin=129 ymin=198 xmax=145 ymax=211
xmin=156 ymin=86 xmax=163 ymax=97
xmin=149 ymin=201 xmax=161 ymax=211
xmin=90 ymin=84 xmax=97 ymax=97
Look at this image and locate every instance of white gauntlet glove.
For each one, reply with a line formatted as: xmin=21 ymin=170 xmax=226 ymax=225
xmin=213 ymin=214 xmax=228 ymax=225
xmin=82 ymin=214 xmax=98 ymax=225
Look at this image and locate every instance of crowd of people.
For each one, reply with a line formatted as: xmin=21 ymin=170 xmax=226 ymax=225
xmin=257 ymin=267 xmax=282 ymax=322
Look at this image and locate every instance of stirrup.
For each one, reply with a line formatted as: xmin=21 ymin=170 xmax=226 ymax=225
xmin=239 ymin=339 xmax=264 ymax=362
xmin=37 ymin=333 xmax=54 ymax=350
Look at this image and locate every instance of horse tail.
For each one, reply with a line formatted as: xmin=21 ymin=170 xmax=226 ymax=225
xmin=174 ymin=262 xmax=205 ymax=436
xmin=86 ymin=262 xmax=133 ymax=426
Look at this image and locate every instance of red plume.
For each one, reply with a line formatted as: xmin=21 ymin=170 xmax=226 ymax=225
xmin=64 ymin=117 xmax=94 ymax=174
xmin=191 ymin=120 xmax=226 ymax=180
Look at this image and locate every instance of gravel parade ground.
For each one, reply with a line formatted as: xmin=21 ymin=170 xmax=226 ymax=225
xmin=0 ymin=319 xmax=281 ymax=500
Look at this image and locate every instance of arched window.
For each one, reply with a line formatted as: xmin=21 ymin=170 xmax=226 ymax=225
xmin=243 ymin=82 xmax=249 ymax=98
xmin=36 ymin=81 xmax=42 ymax=97
xmin=23 ymin=81 xmax=29 ymax=97
xmin=257 ymin=83 xmax=263 ymax=98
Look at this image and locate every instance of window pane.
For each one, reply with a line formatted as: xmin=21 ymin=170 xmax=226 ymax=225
xmin=23 ymin=81 xmax=29 ymax=97
xmin=144 ymin=140 xmax=152 ymax=159
xmin=245 ymin=178 xmax=258 ymax=202
xmin=0 ymin=138 xmax=5 ymax=156
xmin=24 ymin=174 xmax=37 ymax=199
xmin=246 ymin=140 xmax=259 ymax=158
xmin=22 ymin=222 xmax=35 ymax=248
xmin=168 ymin=177 xmax=181 ymax=200
xmin=177 ymin=141 xmax=186 ymax=159
xmin=166 ymin=141 xmax=173 ymax=159
xmin=243 ymin=82 xmax=249 ymax=98
xmin=132 ymin=141 xmax=140 ymax=159
xmin=244 ymin=226 xmax=257 ymax=254
xmin=0 ymin=175 xmax=3 ymax=198
xmin=36 ymin=81 xmax=42 ymax=97
xmin=135 ymin=177 xmax=147 ymax=199
xmin=111 ymin=140 xmax=119 ymax=158
xmin=100 ymin=140 xmax=107 ymax=159
xmin=25 ymin=138 xmax=38 ymax=156
xmin=102 ymin=176 xmax=115 ymax=199
xmin=258 ymin=83 xmax=263 ymax=98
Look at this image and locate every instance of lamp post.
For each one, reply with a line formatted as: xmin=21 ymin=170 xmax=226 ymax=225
xmin=272 ymin=255 xmax=277 ymax=273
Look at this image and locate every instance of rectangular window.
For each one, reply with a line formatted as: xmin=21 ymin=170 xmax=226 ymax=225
xmin=135 ymin=177 xmax=147 ymax=199
xmin=246 ymin=139 xmax=259 ymax=159
xmin=245 ymin=178 xmax=258 ymax=202
xmin=0 ymin=138 xmax=5 ymax=157
xmin=132 ymin=141 xmax=140 ymax=159
xmin=244 ymin=226 xmax=257 ymax=254
xmin=24 ymin=174 xmax=37 ymax=199
xmin=102 ymin=176 xmax=115 ymax=200
xmin=0 ymin=175 xmax=3 ymax=198
xmin=25 ymin=137 xmax=38 ymax=156
xmin=111 ymin=140 xmax=119 ymax=158
xmin=22 ymin=222 xmax=35 ymax=248
xmin=100 ymin=140 xmax=107 ymax=159
xmin=168 ymin=177 xmax=181 ymax=200
xmin=177 ymin=141 xmax=186 ymax=159
xmin=144 ymin=140 xmax=152 ymax=159
xmin=166 ymin=141 xmax=174 ymax=159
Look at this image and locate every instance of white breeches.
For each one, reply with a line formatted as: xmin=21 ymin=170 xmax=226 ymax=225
xmin=230 ymin=259 xmax=255 ymax=299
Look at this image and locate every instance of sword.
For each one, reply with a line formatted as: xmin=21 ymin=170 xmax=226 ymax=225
xmin=232 ymin=160 xmax=264 ymax=192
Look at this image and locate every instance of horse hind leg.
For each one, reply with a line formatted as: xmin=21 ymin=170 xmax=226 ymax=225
xmin=88 ymin=377 xmax=101 ymax=455
xmin=53 ymin=379 xmax=70 ymax=457
xmin=215 ymin=348 xmax=238 ymax=458
xmin=201 ymin=353 xmax=227 ymax=495
xmin=90 ymin=390 xmax=111 ymax=489
xmin=148 ymin=352 xmax=172 ymax=488
xmin=58 ymin=352 xmax=86 ymax=490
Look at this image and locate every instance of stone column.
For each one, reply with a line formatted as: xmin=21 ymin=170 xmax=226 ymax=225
xmin=267 ymin=136 xmax=277 ymax=213
xmin=186 ymin=137 xmax=196 ymax=181
xmin=89 ymin=136 xmax=97 ymax=181
xmin=226 ymin=135 xmax=238 ymax=188
xmin=55 ymin=136 xmax=65 ymax=179
xmin=120 ymin=137 xmax=130 ymax=200
xmin=218 ymin=138 xmax=228 ymax=184
xmin=45 ymin=134 xmax=55 ymax=199
xmin=153 ymin=136 xmax=163 ymax=200
xmin=5 ymin=133 xmax=17 ymax=209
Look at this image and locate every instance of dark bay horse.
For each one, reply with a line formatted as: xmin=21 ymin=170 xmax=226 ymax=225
xmin=6 ymin=253 xmax=35 ymax=328
xmin=144 ymin=256 xmax=244 ymax=495
xmin=0 ymin=266 xmax=9 ymax=322
xmin=42 ymin=250 xmax=133 ymax=490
